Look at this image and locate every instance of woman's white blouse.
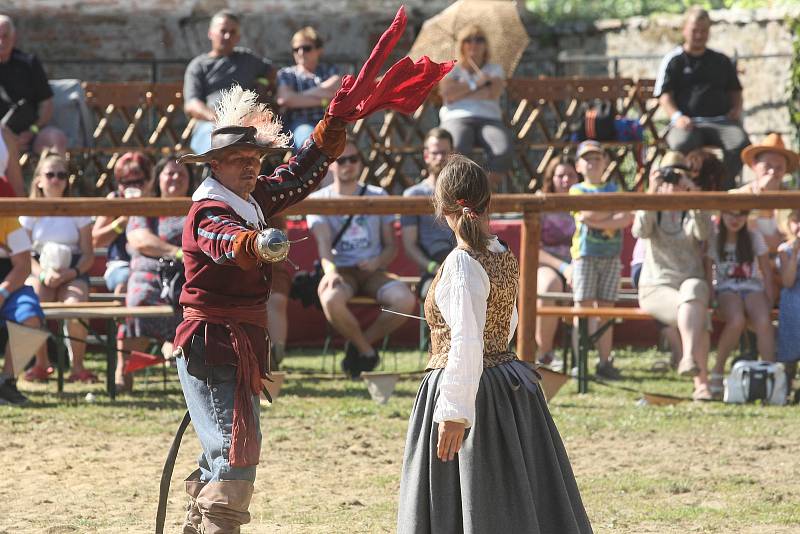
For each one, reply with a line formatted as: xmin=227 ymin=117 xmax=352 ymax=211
xmin=432 ymin=237 xmax=518 ymax=428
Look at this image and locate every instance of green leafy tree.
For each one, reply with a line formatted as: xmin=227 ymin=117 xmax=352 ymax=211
xmin=525 ymin=0 xmax=792 ymax=25
xmin=789 ymin=16 xmax=800 ymax=148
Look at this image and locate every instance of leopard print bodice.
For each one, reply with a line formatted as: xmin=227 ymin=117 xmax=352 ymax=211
xmin=425 ymin=245 xmax=519 ymax=370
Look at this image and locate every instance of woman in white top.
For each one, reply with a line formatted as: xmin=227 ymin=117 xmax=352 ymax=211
xmin=397 ymin=155 xmax=592 ymax=533
xmin=438 ymin=25 xmax=513 ymax=192
xmin=21 ymin=154 xmax=96 ymax=383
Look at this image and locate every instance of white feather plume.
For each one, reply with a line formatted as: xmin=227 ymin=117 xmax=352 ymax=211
xmin=214 ymin=84 xmax=292 ymax=148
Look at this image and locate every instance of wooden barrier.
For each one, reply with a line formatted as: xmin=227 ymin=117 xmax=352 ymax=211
xmin=32 ymin=77 xmax=663 ymax=194
xmin=4 ymin=191 xmax=798 ymax=363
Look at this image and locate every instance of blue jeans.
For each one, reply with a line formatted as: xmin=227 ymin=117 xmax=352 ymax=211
xmin=176 ymin=353 xmax=261 ymax=483
xmin=289 ymin=121 xmax=315 ymax=151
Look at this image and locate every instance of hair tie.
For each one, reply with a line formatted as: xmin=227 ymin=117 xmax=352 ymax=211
xmin=456 ymin=199 xmax=479 ymax=220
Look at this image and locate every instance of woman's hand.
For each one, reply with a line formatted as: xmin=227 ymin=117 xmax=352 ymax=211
xmin=43 ymin=270 xmax=63 ymax=288
xmin=647 ymin=170 xmax=664 ymax=194
xmin=677 ymin=175 xmax=700 ymax=192
xmin=437 ymin=420 xmax=466 ymax=462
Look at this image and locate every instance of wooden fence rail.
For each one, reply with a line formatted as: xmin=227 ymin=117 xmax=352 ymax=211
xmin=3 ymin=191 xmax=796 ymax=361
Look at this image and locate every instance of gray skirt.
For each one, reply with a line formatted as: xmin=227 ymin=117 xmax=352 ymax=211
xmin=397 ymin=360 xmax=593 ymax=534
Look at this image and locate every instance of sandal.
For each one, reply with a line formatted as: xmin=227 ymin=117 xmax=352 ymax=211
xmin=24 ymin=365 xmax=53 ymax=382
xmin=537 ymin=351 xmax=555 ymax=367
xmin=67 ymin=369 xmax=98 ymax=383
xmin=692 ymin=383 xmax=713 ymax=402
xmin=677 ymin=356 xmax=700 ymax=377
xmin=115 ymin=373 xmax=133 ymax=393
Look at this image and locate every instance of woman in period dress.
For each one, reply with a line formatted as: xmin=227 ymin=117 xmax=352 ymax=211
xmin=397 ymin=154 xmax=593 ymax=533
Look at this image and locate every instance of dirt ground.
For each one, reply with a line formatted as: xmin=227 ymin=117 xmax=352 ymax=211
xmin=2 ymin=355 xmax=800 ymax=533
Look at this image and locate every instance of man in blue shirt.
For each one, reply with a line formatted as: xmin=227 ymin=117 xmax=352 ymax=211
xmin=401 ymin=128 xmax=456 ymax=297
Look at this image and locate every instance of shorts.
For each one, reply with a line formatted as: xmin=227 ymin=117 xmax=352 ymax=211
xmin=336 ymin=267 xmax=406 ymax=300
xmin=572 ymin=256 xmax=621 ymax=303
xmin=104 ymin=262 xmax=130 ymax=292
xmin=0 ymin=285 xmax=45 ymax=326
xmin=639 ymin=278 xmax=710 ymax=326
xmin=716 ymin=287 xmax=761 ymax=301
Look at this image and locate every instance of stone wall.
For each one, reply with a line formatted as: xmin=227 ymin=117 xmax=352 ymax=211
xmin=3 ymin=2 xmax=798 ymax=145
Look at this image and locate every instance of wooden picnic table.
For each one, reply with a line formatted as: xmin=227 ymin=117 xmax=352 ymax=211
xmin=43 ymin=304 xmax=175 ymax=400
xmin=538 ymin=305 xmax=654 ymax=393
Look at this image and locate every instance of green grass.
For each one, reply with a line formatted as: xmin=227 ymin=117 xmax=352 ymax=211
xmin=2 ymin=346 xmax=799 ymax=533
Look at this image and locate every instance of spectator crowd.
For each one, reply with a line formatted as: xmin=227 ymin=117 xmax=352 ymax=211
xmin=0 ymin=6 xmax=799 ymax=406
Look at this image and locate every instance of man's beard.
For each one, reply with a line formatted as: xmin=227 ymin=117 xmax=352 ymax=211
xmin=427 ymin=163 xmax=444 ymax=178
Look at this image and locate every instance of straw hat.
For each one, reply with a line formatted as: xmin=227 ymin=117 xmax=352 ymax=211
xmin=178 ymin=85 xmax=290 ymax=164
xmin=740 ymin=133 xmax=799 ymax=174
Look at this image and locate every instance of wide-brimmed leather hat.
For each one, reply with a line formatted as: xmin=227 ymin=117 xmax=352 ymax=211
xmin=178 ymin=125 xmax=287 ymax=164
xmin=741 ymin=133 xmax=799 ymax=174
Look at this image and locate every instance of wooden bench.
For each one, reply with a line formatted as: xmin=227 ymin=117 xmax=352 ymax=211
xmin=321 ymin=275 xmax=422 ymax=373
xmin=42 ymin=303 xmax=175 ymax=400
xmin=538 ymin=305 xmax=654 ymax=393
xmin=538 ymin=304 xmax=782 ymax=394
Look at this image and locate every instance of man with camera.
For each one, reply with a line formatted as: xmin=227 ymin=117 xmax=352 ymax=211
xmin=0 ymin=15 xmax=67 ymax=155
xmin=632 ymin=151 xmax=714 ymax=401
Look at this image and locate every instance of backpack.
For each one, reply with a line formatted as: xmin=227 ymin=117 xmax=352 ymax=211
xmin=570 ymin=101 xmax=616 ymax=142
xmin=724 ymin=361 xmax=787 ymax=406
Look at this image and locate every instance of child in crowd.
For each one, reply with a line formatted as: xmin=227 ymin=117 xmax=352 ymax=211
xmin=569 ymin=140 xmax=633 ymax=379
xmin=776 ymin=209 xmax=800 ymax=390
xmin=535 ymin=155 xmax=579 ymax=367
xmin=708 ymin=210 xmax=775 ymax=397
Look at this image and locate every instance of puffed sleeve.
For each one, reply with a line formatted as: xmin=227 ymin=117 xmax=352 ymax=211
xmin=432 ymin=250 xmax=489 ymax=428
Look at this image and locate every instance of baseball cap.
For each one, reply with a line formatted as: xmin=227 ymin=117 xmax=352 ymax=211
xmin=576 ymin=140 xmax=604 ymax=159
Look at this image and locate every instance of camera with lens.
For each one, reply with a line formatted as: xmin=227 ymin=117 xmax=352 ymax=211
xmin=658 ymin=165 xmax=687 ymax=185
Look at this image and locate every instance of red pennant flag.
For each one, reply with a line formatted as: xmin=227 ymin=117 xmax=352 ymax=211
xmin=124 ymin=351 xmax=166 ymax=374
xmin=327 ymin=6 xmax=454 ymax=122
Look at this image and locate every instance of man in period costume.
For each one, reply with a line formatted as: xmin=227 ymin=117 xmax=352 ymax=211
xmin=164 ymin=7 xmax=453 ymax=533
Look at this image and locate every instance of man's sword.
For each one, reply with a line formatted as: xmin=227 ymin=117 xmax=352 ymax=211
xmin=381 ymin=308 xmax=426 ymax=321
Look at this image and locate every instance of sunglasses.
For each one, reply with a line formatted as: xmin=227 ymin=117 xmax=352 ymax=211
xmin=464 ymin=36 xmax=486 ymax=44
xmin=44 ymin=171 xmax=68 ymax=180
xmin=336 ymin=155 xmax=360 ymax=165
xmin=292 ymin=44 xmax=316 ymax=54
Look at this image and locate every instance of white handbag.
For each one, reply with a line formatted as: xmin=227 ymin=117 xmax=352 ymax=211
xmin=38 ymin=242 xmax=73 ymax=273
xmin=724 ymin=360 xmax=787 ymax=406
